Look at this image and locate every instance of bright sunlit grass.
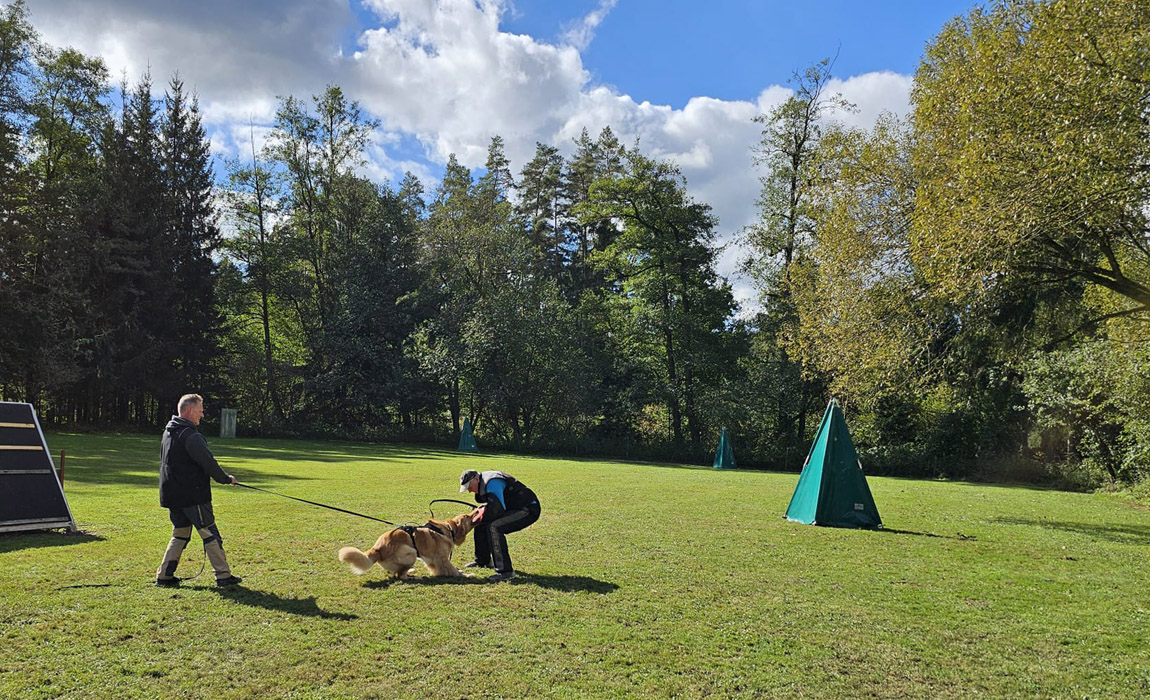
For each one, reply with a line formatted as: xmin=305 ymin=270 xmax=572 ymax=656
xmin=2 ymin=433 xmax=1148 ymax=699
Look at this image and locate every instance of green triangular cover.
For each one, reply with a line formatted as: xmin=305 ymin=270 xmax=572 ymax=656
xmin=457 ymin=417 xmax=478 ymax=453
xmin=785 ymin=400 xmax=881 ymax=528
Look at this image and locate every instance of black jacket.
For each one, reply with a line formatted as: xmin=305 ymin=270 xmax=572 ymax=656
xmin=159 ymin=416 xmax=230 ymax=508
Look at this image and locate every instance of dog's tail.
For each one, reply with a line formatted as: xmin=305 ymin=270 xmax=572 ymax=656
xmin=338 ymin=546 xmax=377 ymax=575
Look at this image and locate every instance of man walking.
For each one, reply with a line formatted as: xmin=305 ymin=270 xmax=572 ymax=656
xmin=155 ymin=394 xmax=242 ymax=588
xmin=460 ymin=469 xmax=540 ymax=582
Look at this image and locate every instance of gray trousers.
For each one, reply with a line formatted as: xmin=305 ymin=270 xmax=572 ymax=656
xmin=156 ymin=503 xmax=232 ymax=580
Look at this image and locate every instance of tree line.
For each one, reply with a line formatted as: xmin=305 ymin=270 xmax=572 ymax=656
xmin=1 ymin=0 xmax=1146 ymax=488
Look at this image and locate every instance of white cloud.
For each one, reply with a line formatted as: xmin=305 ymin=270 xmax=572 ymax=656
xmin=28 ymin=0 xmax=350 ymax=96
xmin=24 ymin=0 xmax=916 ymax=315
xmin=350 ymin=0 xmax=588 ymax=168
xmin=223 ymin=123 xmax=277 ymax=161
xmin=561 ymin=0 xmax=618 ymax=51
xmin=828 ymin=71 xmax=914 ymax=127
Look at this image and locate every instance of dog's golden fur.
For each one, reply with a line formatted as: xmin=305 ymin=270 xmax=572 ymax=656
xmin=338 ymin=511 xmax=477 ymax=579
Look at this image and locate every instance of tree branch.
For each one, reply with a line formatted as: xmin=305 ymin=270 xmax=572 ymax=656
xmin=1043 ymin=305 xmax=1150 ymax=351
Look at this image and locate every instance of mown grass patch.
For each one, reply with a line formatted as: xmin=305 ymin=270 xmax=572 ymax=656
xmin=2 ymin=433 xmax=1148 ymax=699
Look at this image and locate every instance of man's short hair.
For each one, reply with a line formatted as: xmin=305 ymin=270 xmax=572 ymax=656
xmin=177 ymin=394 xmax=203 ymax=414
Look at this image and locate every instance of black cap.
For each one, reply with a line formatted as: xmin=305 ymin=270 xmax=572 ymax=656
xmin=459 ymin=469 xmax=479 ymax=489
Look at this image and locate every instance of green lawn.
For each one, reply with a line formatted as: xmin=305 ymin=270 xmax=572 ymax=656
xmin=2 ymin=433 xmax=1148 ymax=699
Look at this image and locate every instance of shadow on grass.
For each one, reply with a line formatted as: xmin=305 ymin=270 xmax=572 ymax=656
xmin=0 ymin=530 xmax=105 ymax=554
xmin=362 ymin=571 xmax=618 ymax=593
xmin=991 ymin=517 xmax=1150 ymax=545
xmin=217 ymin=442 xmax=468 ymax=464
xmin=212 ymin=586 xmax=358 ymax=620
xmin=46 ymin=433 xmax=474 ymax=489
xmin=878 ymin=527 xmax=975 ymax=541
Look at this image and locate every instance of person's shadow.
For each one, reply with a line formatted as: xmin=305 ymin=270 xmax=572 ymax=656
xmin=363 ymin=571 xmax=618 ymax=593
xmin=878 ymin=527 xmax=975 ymax=541
xmin=212 ymin=585 xmax=358 ymax=620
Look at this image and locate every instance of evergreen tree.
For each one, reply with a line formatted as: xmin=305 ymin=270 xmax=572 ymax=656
xmin=85 ymin=74 xmax=169 ymax=423
xmin=479 ymin=134 xmax=513 ymax=198
xmin=517 ymin=142 xmax=568 ymax=282
xmin=162 ymin=75 xmax=222 ymax=397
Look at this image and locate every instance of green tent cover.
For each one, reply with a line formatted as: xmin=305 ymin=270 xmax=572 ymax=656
xmin=713 ymin=426 xmax=736 ymax=469
xmin=785 ymin=400 xmax=881 ymax=529
xmin=457 ymin=417 xmax=478 ymax=453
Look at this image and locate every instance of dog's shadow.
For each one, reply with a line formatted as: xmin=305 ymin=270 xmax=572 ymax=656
xmin=363 ymin=570 xmax=618 ymax=594
xmin=213 ymin=586 xmax=358 ymax=620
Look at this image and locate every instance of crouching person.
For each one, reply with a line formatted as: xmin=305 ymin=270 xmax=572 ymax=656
xmin=459 ymin=469 xmax=540 ymax=582
xmin=155 ymin=394 xmax=243 ymax=588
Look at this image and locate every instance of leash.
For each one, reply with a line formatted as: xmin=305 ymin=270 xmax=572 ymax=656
xmin=181 ymin=550 xmax=207 ymax=581
xmin=428 ymin=498 xmax=478 ymax=519
xmin=235 ymin=483 xmax=398 ymax=525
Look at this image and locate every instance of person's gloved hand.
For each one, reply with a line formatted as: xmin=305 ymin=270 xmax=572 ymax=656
xmin=472 ymin=505 xmax=486 ymax=524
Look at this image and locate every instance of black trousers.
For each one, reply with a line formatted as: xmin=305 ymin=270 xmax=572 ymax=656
xmin=168 ymin=503 xmax=220 ymax=537
xmin=473 ymin=502 xmax=540 ymax=574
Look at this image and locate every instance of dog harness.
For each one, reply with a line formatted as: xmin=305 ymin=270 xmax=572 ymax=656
xmin=421 ymin=521 xmax=457 ymax=542
xmin=393 ymin=521 xmax=457 ymax=559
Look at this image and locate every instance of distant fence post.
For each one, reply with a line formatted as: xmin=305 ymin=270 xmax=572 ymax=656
xmin=220 ymin=409 xmax=237 ymax=438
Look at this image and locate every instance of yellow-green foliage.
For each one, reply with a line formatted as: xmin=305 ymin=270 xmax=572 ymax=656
xmin=788 ymin=113 xmax=931 ymax=406
xmin=912 ymin=0 xmax=1150 ymax=307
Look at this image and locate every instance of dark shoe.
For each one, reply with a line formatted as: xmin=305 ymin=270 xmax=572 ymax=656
xmin=215 ymin=575 xmax=243 ymax=587
xmin=463 ymin=561 xmax=491 ymax=569
xmin=155 ymin=577 xmax=181 ymax=588
xmin=487 ymin=571 xmax=516 ymax=582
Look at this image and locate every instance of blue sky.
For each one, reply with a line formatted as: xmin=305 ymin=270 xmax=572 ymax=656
xmin=25 ymin=0 xmax=980 ymax=311
xmin=522 ymin=1 xmax=975 ymax=107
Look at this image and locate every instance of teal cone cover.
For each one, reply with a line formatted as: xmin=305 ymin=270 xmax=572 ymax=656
xmin=785 ymin=400 xmax=881 ymax=528
xmin=713 ymin=426 xmax=736 ymax=469
xmin=457 ymin=417 xmax=478 ymax=452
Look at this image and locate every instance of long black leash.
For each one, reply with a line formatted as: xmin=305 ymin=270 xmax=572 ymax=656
xmin=235 ymin=483 xmax=398 ymax=526
xmin=428 ymin=498 xmax=478 ymax=519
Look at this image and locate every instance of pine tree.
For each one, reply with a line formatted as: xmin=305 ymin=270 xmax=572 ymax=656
xmin=162 ymin=74 xmax=222 ymax=397
xmin=517 ymin=142 xmax=568 ymax=283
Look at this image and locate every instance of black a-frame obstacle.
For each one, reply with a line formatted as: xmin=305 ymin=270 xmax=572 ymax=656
xmin=0 ymin=402 xmax=76 ymax=533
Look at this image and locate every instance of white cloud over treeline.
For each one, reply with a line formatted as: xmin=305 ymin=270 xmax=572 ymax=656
xmin=25 ymin=0 xmax=915 ymax=311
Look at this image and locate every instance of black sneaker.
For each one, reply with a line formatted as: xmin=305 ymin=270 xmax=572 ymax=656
xmin=463 ymin=561 xmax=491 ymax=569
xmin=155 ymin=577 xmax=181 ymax=588
xmin=215 ymin=575 xmax=243 ymax=587
xmin=487 ymin=571 xmax=516 ymax=582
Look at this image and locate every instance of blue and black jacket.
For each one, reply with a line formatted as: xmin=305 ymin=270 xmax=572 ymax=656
xmin=473 ymin=470 xmax=539 ymax=520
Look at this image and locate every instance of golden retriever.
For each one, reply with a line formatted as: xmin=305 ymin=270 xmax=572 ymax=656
xmin=338 ymin=510 xmax=478 ymax=579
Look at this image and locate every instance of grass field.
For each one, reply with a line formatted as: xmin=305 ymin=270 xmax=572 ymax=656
xmin=2 ymin=433 xmax=1148 ymax=699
